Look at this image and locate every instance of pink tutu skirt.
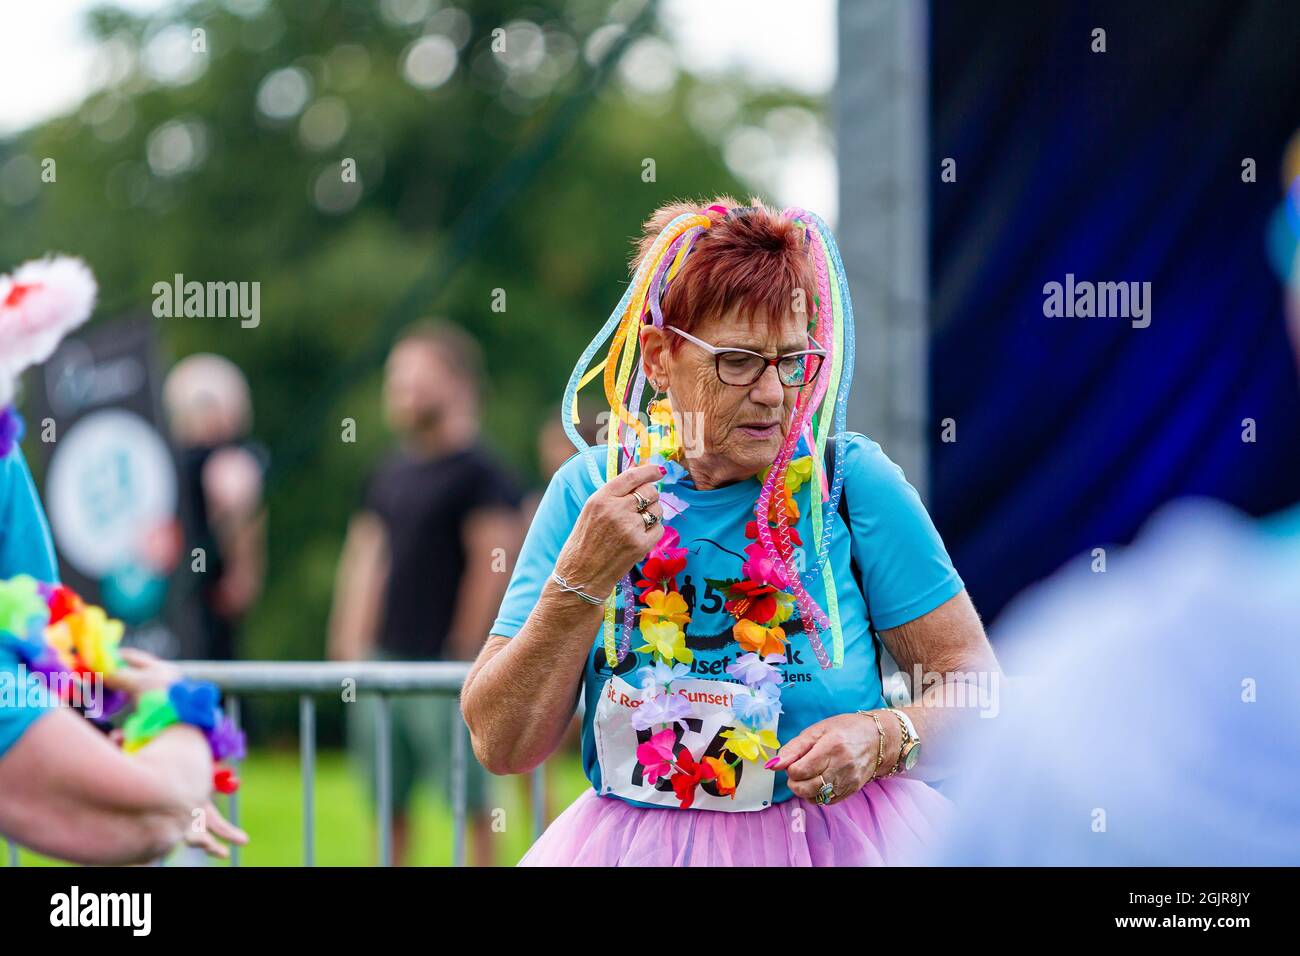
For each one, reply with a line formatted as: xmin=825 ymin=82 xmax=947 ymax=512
xmin=519 ymin=776 xmax=952 ymax=866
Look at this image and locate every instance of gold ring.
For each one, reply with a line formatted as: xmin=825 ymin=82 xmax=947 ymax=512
xmin=641 ymin=510 xmax=659 ymax=530
xmin=632 ymin=491 xmax=651 ymax=513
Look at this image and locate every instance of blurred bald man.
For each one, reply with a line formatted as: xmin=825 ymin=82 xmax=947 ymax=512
xmin=163 ymin=353 xmax=266 ymax=661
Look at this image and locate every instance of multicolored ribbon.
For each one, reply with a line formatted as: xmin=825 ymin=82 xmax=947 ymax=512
xmin=561 ymin=205 xmax=858 ymax=669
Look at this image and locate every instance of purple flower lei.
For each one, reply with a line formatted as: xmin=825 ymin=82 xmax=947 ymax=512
xmin=0 ymin=406 xmax=24 ymax=458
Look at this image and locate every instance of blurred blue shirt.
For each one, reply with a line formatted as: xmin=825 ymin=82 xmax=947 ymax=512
xmin=936 ymin=497 xmax=1300 ymax=865
xmin=0 ymin=448 xmax=60 ymax=760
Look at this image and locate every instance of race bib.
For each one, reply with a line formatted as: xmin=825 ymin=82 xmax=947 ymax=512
xmin=592 ymin=674 xmax=777 ymax=812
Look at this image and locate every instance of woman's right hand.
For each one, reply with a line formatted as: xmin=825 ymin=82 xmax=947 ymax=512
xmin=553 ymin=461 xmax=667 ymax=597
xmin=104 ymin=648 xmax=184 ymax=700
xmin=184 ymin=799 xmax=250 ymax=860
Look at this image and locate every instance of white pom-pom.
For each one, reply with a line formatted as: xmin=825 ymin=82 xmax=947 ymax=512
xmin=0 ymin=255 xmax=98 ymax=381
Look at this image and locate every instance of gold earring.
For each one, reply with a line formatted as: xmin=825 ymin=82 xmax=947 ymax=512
xmin=645 ymin=381 xmax=680 ymax=463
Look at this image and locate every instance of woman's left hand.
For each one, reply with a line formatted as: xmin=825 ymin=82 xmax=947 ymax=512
xmin=768 ymin=712 xmax=893 ymax=805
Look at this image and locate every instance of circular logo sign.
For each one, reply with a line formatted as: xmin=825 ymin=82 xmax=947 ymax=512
xmin=45 ymin=408 xmax=178 ymax=580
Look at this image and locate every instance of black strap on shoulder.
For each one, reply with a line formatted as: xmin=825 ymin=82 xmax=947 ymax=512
xmin=825 ymin=436 xmax=862 ymax=593
xmin=823 ymin=436 xmax=886 ymax=690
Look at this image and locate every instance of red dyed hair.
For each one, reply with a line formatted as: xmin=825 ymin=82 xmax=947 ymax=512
xmin=629 ymin=195 xmax=817 ymax=351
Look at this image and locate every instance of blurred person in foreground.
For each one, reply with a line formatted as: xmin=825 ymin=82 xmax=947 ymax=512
xmin=934 ymin=263 xmax=1300 ymax=868
xmin=0 ymin=257 xmax=245 ymax=864
xmin=163 ymin=354 xmax=266 ymax=661
xmin=328 ymin=321 xmax=522 ymax=866
xmin=1 ymin=445 xmax=245 ymax=863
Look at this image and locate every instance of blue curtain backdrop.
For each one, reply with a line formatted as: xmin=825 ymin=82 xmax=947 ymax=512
xmin=929 ymin=0 xmax=1300 ymax=625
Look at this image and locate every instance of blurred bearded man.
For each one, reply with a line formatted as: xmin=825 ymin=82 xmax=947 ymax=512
xmin=328 ymin=321 xmax=522 ymax=866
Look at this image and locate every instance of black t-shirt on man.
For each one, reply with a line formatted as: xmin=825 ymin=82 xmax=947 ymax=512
xmin=362 ymin=443 xmax=521 ymax=659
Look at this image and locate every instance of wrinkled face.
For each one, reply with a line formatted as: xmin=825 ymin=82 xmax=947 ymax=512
xmin=383 ymin=340 xmax=459 ymax=434
xmin=642 ymin=305 xmax=811 ymax=486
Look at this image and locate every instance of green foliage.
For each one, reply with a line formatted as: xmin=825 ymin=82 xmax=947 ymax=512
xmin=0 ymin=0 xmax=812 ymax=720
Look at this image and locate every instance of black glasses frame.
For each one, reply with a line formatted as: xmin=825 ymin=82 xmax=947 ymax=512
xmin=666 ymin=326 xmax=828 ymax=388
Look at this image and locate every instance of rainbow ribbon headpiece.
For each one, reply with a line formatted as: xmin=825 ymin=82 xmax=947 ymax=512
xmin=561 ymin=204 xmax=858 ymax=670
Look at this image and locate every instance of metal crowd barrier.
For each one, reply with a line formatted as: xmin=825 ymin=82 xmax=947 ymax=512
xmin=4 ymin=660 xmax=548 ymax=867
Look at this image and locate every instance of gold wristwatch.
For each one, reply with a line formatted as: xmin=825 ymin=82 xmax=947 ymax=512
xmin=886 ymin=708 xmax=921 ymax=775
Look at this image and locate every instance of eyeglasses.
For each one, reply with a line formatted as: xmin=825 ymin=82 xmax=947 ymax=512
xmin=667 ymin=326 xmax=827 ymax=388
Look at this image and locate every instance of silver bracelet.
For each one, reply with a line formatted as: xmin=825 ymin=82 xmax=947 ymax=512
xmin=550 ymin=571 xmax=608 ymax=606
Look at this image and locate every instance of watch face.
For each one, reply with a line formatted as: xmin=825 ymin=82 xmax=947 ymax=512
xmin=902 ymin=742 xmax=921 ymax=772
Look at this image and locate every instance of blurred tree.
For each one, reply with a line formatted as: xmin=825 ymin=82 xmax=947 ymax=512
xmin=0 ymin=0 xmax=816 ymax=736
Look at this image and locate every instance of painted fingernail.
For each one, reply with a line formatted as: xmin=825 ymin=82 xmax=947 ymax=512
xmin=658 ymin=465 xmax=667 ymax=475
xmin=764 ymin=757 xmax=781 ymax=770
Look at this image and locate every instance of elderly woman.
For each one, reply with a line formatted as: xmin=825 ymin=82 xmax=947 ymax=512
xmin=463 ymin=197 xmax=997 ymax=866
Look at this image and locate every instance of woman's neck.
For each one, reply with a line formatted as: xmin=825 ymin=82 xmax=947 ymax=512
xmin=682 ymin=455 xmax=756 ymax=491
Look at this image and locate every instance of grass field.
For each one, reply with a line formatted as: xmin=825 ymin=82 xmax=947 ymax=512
xmin=6 ymin=748 xmax=590 ymax=867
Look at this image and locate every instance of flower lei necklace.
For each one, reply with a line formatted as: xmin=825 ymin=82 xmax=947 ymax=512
xmin=0 ymin=406 xmax=22 ymax=460
xmin=628 ymin=424 xmax=818 ymax=808
xmin=0 ymin=574 xmax=245 ymax=793
xmin=560 ymin=202 xmax=858 ymax=809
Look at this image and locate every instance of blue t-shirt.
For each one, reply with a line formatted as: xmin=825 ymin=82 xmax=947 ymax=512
xmin=490 ymin=431 xmax=963 ymax=806
xmin=0 ymin=448 xmax=60 ymax=760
